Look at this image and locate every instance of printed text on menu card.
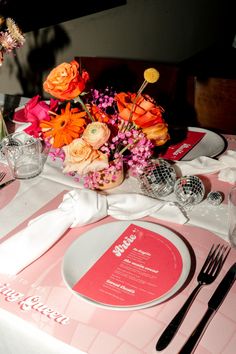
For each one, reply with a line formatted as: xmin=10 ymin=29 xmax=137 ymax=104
xmin=73 ymin=224 xmax=183 ymax=306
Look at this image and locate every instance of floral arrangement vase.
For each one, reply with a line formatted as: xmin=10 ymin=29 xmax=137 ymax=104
xmin=84 ymin=158 xmax=124 ymax=190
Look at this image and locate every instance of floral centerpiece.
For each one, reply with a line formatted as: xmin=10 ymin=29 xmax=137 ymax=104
xmin=21 ymin=59 xmax=170 ymax=190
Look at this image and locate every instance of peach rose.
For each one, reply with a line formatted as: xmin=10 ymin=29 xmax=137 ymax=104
xmin=115 ymin=92 xmax=165 ymax=128
xmin=63 ymin=138 xmax=108 ymax=175
xmin=82 ymin=122 xmax=110 ymax=149
xmin=142 ymin=123 xmax=170 ymax=146
xmin=43 ymin=60 xmax=89 ymax=100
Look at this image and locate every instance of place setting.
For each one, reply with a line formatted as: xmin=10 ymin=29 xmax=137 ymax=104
xmin=1 ymin=184 xmax=235 ymax=354
xmin=157 ymin=125 xmax=227 ymax=161
xmin=62 ymin=220 xmax=191 ymax=310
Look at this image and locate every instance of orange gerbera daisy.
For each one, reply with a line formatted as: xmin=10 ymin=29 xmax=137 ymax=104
xmin=40 ymin=102 xmax=87 ymax=148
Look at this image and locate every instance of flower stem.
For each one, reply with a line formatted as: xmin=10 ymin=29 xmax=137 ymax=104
xmin=121 ymin=79 xmax=148 ymax=133
xmin=119 ymin=138 xmax=138 ymax=155
xmin=74 ymin=95 xmax=95 ymax=122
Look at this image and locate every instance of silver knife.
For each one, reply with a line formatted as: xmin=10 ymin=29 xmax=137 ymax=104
xmin=178 ymin=262 xmax=236 ymax=354
xmin=0 ymin=179 xmax=15 ymax=189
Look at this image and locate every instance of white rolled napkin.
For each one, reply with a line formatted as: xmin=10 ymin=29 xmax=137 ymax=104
xmin=174 ymin=150 xmax=236 ymax=183
xmin=0 ymin=189 xmax=187 ymax=275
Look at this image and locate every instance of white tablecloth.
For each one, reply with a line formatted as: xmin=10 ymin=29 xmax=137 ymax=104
xmin=0 ymin=155 xmax=233 ymax=241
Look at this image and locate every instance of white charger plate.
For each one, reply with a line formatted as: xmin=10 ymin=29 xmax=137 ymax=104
xmin=182 ymin=127 xmax=226 ymax=161
xmin=61 ymin=221 xmax=191 ymax=310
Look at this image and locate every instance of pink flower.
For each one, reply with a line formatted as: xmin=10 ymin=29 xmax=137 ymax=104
xmin=25 ymin=95 xmax=58 ymax=122
xmin=22 ymin=95 xmax=58 ymax=138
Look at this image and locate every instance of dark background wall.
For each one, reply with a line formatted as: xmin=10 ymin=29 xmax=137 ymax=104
xmin=0 ymin=0 xmax=235 ymax=96
xmin=0 ymin=0 xmax=126 ymax=31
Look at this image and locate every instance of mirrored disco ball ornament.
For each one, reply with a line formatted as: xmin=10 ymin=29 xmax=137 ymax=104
xmin=137 ymin=159 xmax=177 ymax=198
xmin=207 ymin=191 xmax=223 ymax=205
xmin=174 ymin=175 xmax=205 ymax=206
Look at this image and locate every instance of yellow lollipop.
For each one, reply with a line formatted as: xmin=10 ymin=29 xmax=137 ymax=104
xmin=144 ymin=68 xmax=160 ymax=83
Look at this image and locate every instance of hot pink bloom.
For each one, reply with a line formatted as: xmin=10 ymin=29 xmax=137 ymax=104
xmin=22 ymin=95 xmax=58 ymax=138
xmin=24 ymin=95 xmax=58 ymax=122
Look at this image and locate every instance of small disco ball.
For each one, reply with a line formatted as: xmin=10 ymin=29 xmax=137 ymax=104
xmin=207 ymin=191 xmax=223 ymax=205
xmin=137 ymin=159 xmax=177 ymax=198
xmin=174 ymin=175 xmax=205 ymax=205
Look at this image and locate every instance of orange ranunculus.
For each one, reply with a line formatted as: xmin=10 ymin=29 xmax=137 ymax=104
xmin=115 ymin=92 xmax=165 ymax=128
xmin=43 ymin=60 xmax=89 ymax=100
xmin=40 ymin=102 xmax=87 ymax=148
xmin=63 ymin=138 xmax=109 ymax=175
xmin=142 ymin=123 xmax=170 ymax=146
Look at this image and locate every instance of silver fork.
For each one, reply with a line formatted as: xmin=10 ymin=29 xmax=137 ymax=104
xmin=0 ymin=171 xmax=6 ymax=182
xmin=156 ymin=244 xmax=230 ymax=351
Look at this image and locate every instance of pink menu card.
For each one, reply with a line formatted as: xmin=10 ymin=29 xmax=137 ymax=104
xmin=159 ymin=130 xmax=206 ymax=160
xmin=73 ymin=223 xmax=183 ymax=307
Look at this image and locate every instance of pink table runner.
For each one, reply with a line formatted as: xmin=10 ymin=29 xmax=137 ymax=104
xmin=0 ymin=192 xmax=236 ymax=354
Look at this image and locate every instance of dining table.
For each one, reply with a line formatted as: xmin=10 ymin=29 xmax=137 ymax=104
xmin=0 ymin=93 xmax=236 ymax=354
